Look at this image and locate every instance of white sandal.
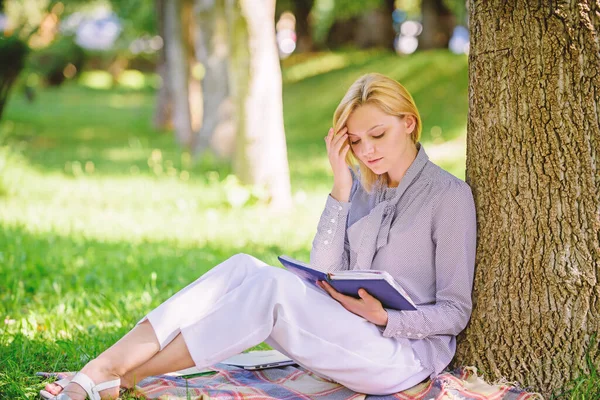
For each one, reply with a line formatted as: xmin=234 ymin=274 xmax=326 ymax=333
xmin=45 ymin=372 xmax=120 ymax=400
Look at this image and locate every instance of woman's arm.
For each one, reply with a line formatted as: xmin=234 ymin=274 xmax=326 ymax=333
xmin=310 ymin=127 xmax=356 ymax=273
xmin=382 ymin=182 xmax=477 ymax=339
xmin=310 ymin=194 xmax=353 ymax=273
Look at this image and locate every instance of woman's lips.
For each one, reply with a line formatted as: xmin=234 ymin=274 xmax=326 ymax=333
xmin=367 ymin=157 xmax=383 ymax=165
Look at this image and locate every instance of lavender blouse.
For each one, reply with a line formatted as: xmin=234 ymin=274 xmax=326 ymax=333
xmin=310 ymin=143 xmax=477 ymax=378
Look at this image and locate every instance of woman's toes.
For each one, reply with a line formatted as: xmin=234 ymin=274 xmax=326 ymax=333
xmin=44 ymin=382 xmax=63 ymax=395
xmin=60 ymin=382 xmax=87 ymax=400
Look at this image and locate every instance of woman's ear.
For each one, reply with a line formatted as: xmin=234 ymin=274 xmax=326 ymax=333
xmin=404 ymin=115 xmax=416 ymax=134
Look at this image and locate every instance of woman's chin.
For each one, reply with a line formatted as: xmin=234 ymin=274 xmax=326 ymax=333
xmin=367 ymin=166 xmax=387 ymax=175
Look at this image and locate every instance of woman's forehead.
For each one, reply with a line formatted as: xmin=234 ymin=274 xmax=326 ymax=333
xmin=347 ymin=105 xmax=395 ymax=135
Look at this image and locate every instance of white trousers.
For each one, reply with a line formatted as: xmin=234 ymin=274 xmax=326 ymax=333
xmin=139 ymin=253 xmax=429 ymax=395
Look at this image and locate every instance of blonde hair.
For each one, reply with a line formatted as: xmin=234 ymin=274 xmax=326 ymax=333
xmin=333 ymin=73 xmax=422 ymax=192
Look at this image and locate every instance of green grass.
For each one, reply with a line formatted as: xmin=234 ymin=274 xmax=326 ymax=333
xmin=0 ymin=49 xmax=475 ymax=398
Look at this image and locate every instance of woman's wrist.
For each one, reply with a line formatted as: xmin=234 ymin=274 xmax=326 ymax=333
xmin=374 ymin=309 xmax=388 ymax=327
xmin=330 ymin=184 xmax=351 ymax=202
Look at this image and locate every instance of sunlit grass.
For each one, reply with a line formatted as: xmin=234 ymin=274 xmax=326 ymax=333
xmin=78 ymin=70 xmax=114 ymax=90
xmin=0 ymin=49 xmax=469 ymax=399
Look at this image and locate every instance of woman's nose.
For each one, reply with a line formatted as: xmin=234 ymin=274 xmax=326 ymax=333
xmin=362 ymin=142 xmax=375 ymax=156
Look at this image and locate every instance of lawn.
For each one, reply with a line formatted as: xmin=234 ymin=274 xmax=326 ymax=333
xmin=0 ymin=49 xmax=475 ymax=398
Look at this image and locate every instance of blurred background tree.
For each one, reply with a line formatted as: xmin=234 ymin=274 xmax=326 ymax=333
xmin=0 ymin=34 xmax=28 ymax=120
xmin=0 ymin=0 xmax=473 ymax=206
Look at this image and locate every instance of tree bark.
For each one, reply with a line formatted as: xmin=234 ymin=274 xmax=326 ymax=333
xmin=193 ymin=0 xmax=235 ymax=159
xmin=183 ymin=0 xmax=203 ymax=134
xmin=163 ymin=0 xmax=194 ymax=148
xmin=293 ymin=0 xmax=314 ymax=53
xmin=153 ymin=0 xmax=172 ymax=131
xmin=419 ymin=0 xmax=455 ymax=50
xmin=227 ymin=0 xmax=292 ymax=209
xmin=326 ymin=3 xmax=395 ymax=50
xmin=354 ymin=3 xmax=396 ymax=50
xmin=455 ymin=1 xmax=600 ymax=395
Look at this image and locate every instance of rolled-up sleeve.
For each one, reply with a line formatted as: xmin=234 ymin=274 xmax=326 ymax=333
xmin=382 ymin=181 xmax=477 ymax=339
xmin=310 ymin=172 xmax=361 ymax=273
xmin=309 ymin=194 xmax=352 ymax=273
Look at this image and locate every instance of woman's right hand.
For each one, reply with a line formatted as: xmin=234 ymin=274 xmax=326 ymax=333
xmin=325 ymin=127 xmax=352 ymax=202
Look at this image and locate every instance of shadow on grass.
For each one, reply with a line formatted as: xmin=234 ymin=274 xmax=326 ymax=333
xmin=1 ymin=85 xmax=233 ymax=186
xmin=0 ymin=223 xmax=309 ymax=308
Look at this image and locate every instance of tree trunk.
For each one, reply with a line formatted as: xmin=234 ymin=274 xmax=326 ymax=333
xmin=419 ymin=0 xmax=455 ymax=50
xmin=455 ymin=1 xmax=600 ymax=396
xmin=183 ymin=0 xmax=203 ymax=134
xmin=164 ymin=0 xmax=194 ymax=148
xmin=0 ymin=36 xmax=28 ymax=122
xmin=154 ymin=0 xmax=173 ymax=130
xmin=193 ymin=0 xmax=236 ymax=159
xmin=354 ymin=3 xmax=396 ymax=50
xmin=227 ymin=0 xmax=292 ymax=210
xmin=293 ymin=0 xmax=314 ymax=53
xmin=325 ymin=17 xmax=358 ymax=49
xmin=326 ymin=3 xmax=395 ymax=50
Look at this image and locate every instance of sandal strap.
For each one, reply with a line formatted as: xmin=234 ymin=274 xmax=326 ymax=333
xmin=54 ymin=378 xmax=72 ymax=389
xmin=93 ymin=379 xmax=121 ymax=393
xmin=70 ymin=372 xmax=120 ymax=400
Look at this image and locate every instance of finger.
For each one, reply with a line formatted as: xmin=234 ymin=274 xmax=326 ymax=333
xmin=332 ymin=127 xmax=347 ymax=144
xmin=321 ymin=281 xmax=341 ymax=299
xmin=332 ymin=133 xmax=348 ymax=153
xmin=319 ymin=280 xmax=334 ymax=296
xmin=358 ymin=288 xmax=373 ymax=301
xmin=341 ymin=143 xmax=351 ymax=158
xmin=335 ymin=126 xmax=348 ymax=135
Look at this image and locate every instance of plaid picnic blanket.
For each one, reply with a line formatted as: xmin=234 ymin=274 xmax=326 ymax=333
xmin=39 ymin=363 xmax=542 ymax=400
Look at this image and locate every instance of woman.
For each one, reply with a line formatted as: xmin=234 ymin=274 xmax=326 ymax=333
xmin=43 ymin=73 xmax=477 ymax=400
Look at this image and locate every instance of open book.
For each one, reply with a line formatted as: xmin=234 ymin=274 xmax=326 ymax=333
xmin=278 ymin=255 xmax=417 ymax=311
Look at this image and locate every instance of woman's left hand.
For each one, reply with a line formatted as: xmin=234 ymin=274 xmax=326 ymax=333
xmin=317 ymin=281 xmax=388 ymax=326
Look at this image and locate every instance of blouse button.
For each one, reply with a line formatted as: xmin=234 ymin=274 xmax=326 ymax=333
xmin=417 ymin=333 xmax=423 ymax=338
xmin=324 ymin=240 xmax=329 ymax=245
xmin=407 ymin=332 xmax=413 ymax=336
xmin=338 ymin=206 xmax=343 ymax=210
xmin=330 ymin=219 xmax=336 ymax=223
xmin=327 ymin=229 xmax=332 ymax=234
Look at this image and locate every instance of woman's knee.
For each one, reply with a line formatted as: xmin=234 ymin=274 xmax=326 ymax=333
xmin=217 ymin=253 xmax=268 ymax=275
xmin=255 ymin=267 xmax=306 ymax=297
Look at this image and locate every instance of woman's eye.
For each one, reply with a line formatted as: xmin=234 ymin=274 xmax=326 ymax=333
xmin=350 ymin=139 xmax=361 ymax=145
xmin=373 ymin=133 xmax=385 ymax=139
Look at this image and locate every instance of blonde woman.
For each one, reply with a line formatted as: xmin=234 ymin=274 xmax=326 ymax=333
xmin=43 ymin=73 xmax=476 ymax=400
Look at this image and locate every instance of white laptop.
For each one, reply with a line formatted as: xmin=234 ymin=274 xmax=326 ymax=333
xmin=221 ymin=350 xmax=297 ymax=370
xmin=168 ymin=350 xmax=296 ymax=377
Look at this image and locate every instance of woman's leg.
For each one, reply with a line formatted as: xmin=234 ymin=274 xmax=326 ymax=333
xmin=131 ymin=260 xmax=425 ymax=395
xmin=48 ymin=320 xmax=161 ymax=399
xmin=127 ymin=262 xmax=426 ymax=395
xmin=48 ymin=253 xmax=424 ymax=397
xmin=120 ymin=333 xmax=195 ymax=388
xmin=44 ymin=327 xmax=195 ymax=396
xmin=46 ymin=253 xmax=268 ymax=399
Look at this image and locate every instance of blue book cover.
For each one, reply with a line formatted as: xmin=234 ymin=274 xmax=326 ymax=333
xmin=278 ymin=255 xmax=417 ymax=311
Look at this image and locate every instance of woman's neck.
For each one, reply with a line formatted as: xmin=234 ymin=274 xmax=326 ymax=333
xmin=386 ymin=144 xmax=419 ymax=187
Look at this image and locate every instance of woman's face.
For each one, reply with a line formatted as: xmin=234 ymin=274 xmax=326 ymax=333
xmin=345 ymin=103 xmax=416 ymax=178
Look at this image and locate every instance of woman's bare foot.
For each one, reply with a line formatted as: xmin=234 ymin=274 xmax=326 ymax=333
xmin=44 ymin=359 xmax=120 ymax=399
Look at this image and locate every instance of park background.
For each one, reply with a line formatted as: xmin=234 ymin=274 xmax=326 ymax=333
xmin=0 ymin=0 xmax=597 ymax=399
